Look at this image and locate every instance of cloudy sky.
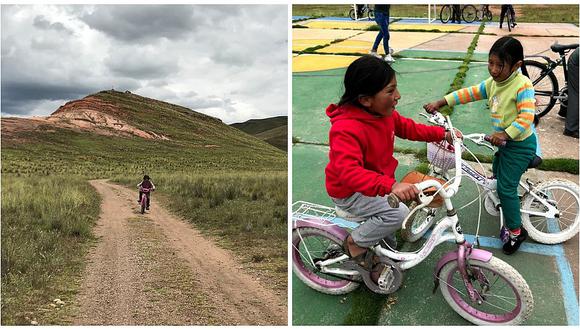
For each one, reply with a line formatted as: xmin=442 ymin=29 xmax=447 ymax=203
xmin=1 ymin=4 xmax=288 ymax=124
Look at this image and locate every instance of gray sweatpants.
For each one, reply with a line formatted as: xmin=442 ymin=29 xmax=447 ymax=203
xmin=332 ymin=192 xmax=409 ymax=248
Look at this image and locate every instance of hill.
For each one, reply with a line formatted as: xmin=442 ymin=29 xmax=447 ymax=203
xmin=230 ymin=116 xmax=287 ymax=151
xmin=1 ymin=90 xmax=286 ymax=176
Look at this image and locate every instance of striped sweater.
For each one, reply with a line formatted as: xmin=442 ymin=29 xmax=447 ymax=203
xmin=444 ymin=70 xmax=535 ymax=141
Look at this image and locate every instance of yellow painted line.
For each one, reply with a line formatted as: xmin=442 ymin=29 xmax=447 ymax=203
xmin=293 ymin=28 xmax=360 ymax=40
xmin=304 ymin=20 xmax=375 ymax=30
xmin=293 ymin=39 xmax=333 ymax=52
xmin=317 ymin=39 xmax=377 ymax=54
xmin=293 ymin=54 xmax=359 ymax=73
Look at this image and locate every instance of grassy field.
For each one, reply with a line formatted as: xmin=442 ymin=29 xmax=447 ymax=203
xmin=292 ymin=4 xmax=579 ymax=24
xmin=1 ymin=176 xmax=101 ymax=325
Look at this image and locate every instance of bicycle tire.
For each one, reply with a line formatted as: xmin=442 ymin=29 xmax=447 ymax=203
xmin=524 ymin=60 xmax=559 ymax=117
xmin=485 ymin=10 xmax=493 ymax=21
xmin=400 ymin=201 xmax=439 ymax=242
xmin=521 ymin=179 xmax=580 ymax=244
xmin=141 ymin=195 xmax=147 ymax=214
xmin=292 ymin=227 xmax=360 ymax=295
xmin=348 ymin=8 xmax=356 ymax=20
xmin=368 ymin=9 xmax=375 ymax=20
xmin=440 ymin=5 xmax=452 ymax=24
xmin=439 ymin=257 xmax=534 ymax=325
xmin=462 ymin=5 xmax=477 ymax=23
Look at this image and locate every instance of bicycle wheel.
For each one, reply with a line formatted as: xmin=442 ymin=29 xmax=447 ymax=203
xmin=141 ymin=196 xmax=146 ymax=214
xmin=400 ymin=201 xmax=440 ymax=242
xmin=462 ymin=5 xmax=477 ymax=23
xmin=439 ymin=257 xmax=534 ymax=325
xmin=367 ymin=9 xmax=375 ymax=20
xmin=292 ymin=227 xmax=359 ymax=295
xmin=521 ymin=180 xmax=580 ymax=244
xmin=348 ymin=9 xmax=356 ymax=20
xmin=485 ymin=10 xmax=493 ymax=21
xmin=524 ymin=60 xmax=559 ymax=117
xmin=440 ymin=5 xmax=452 ymax=24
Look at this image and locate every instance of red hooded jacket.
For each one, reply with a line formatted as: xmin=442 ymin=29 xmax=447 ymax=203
xmin=325 ymin=103 xmax=446 ymax=198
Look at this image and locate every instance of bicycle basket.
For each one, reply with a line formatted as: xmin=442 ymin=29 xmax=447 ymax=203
xmin=427 ymin=140 xmax=456 ymax=171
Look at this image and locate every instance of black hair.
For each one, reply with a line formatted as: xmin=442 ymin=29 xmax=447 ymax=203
xmin=338 ymin=55 xmax=396 ymax=107
xmin=143 ymin=175 xmax=150 ymax=180
xmin=489 ymin=36 xmax=529 ymax=77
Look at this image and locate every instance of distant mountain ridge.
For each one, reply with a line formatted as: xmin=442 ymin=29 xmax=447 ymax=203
xmin=231 ymin=116 xmax=287 ymax=151
xmin=1 ymin=90 xmax=286 ymax=176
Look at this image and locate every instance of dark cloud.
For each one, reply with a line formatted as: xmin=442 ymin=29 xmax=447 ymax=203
xmin=33 ymin=15 xmax=73 ymax=34
xmin=80 ymin=5 xmax=196 ymax=42
xmin=105 ymin=53 xmax=178 ymax=79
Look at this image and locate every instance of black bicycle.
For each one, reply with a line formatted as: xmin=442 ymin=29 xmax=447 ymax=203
xmin=349 ymin=4 xmax=374 ymax=20
xmin=462 ymin=5 xmax=493 ymax=23
xmin=439 ymin=5 xmax=460 ymax=24
xmin=524 ymin=42 xmax=579 ymax=117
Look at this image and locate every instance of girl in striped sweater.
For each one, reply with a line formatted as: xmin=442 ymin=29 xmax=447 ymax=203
xmin=424 ymin=36 xmax=537 ymax=255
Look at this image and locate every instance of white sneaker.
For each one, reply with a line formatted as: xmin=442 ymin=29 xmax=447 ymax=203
xmin=369 ymin=50 xmax=381 ymax=58
xmin=384 ymin=54 xmax=395 ymax=62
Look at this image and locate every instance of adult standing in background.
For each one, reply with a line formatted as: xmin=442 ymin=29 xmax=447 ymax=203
xmin=369 ymin=4 xmax=394 ymax=63
xmin=564 ymin=47 xmax=579 ymax=138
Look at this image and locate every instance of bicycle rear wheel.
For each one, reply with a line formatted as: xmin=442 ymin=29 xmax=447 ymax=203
xmin=462 ymin=5 xmax=477 ymax=23
xmin=348 ymin=9 xmax=356 ymax=20
xmin=484 ymin=9 xmax=493 ymax=21
xmin=521 ymin=180 xmax=580 ymax=244
xmin=141 ymin=196 xmax=147 ymax=214
xmin=524 ymin=60 xmax=558 ymax=117
xmin=292 ymin=227 xmax=359 ymax=295
xmin=440 ymin=5 xmax=452 ymax=23
xmin=439 ymin=257 xmax=534 ymax=325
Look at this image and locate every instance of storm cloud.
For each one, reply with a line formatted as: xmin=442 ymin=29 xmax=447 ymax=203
xmin=1 ymin=4 xmax=288 ymax=123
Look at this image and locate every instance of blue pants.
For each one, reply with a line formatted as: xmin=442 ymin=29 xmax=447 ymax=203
xmin=372 ymin=10 xmax=390 ymax=54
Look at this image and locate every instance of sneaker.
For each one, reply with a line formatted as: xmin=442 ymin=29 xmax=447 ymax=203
xmin=384 ymin=54 xmax=395 ymax=63
xmin=502 ymin=228 xmax=527 ymax=255
xmin=369 ymin=50 xmax=381 ymax=58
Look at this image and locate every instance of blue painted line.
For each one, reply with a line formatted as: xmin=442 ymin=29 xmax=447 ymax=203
xmin=292 ymin=16 xmax=310 ymax=20
xmin=556 ymin=254 xmax=579 ymax=325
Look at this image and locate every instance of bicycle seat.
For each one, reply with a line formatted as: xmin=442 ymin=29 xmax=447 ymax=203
xmin=551 ymin=43 xmax=579 ymax=54
xmin=335 ymin=207 xmax=365 ymax=222
xmin=528 ymin=155 xmax=543 ymax=169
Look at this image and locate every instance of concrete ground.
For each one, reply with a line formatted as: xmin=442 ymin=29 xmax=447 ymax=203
xmin=292 ymin=15 xmax=579 ymax=326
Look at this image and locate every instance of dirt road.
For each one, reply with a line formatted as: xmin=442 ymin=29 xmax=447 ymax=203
xmin=71 ymin=180 xmax=287 ymax=325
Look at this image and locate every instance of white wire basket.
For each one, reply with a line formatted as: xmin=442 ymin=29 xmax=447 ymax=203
xmin=427 ymin=140 xmax=456 ymax=171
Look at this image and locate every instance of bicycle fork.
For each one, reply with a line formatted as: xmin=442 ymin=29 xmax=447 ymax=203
xmin=433 ymin=242 xmax=493 ymax=303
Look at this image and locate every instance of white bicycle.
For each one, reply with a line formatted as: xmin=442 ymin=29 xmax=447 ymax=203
xmin=402 ymin=114 xmax=580 ymax=245
xmin=293 ymin=112 xmax=534 ymax=325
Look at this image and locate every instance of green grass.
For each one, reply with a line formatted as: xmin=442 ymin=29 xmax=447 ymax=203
xmin=292 ymin=5 xmax=431 ymax=18
xmin=1 ymin=176 xmax=100 ymax=325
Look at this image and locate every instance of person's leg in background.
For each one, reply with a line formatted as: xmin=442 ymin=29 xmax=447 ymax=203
xmin=499 ymin=5 xmax=508 ymax=28
xmin=565 ymin=47 xmax=579 ymax=138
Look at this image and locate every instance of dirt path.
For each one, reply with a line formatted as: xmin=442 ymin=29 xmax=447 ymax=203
xmin=71 ymin=180 xmax=287 ymax=325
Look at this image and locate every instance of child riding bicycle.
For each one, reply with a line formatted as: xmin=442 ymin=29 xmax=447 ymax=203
xmin=137 ymin=175 xmax=156 ymax=210
xmin=325 ymin=55 xmax=461 ymax=272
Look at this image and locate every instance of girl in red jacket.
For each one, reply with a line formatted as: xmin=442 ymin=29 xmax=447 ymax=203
xmin=326 ymin=55 xmax=460 ymax=271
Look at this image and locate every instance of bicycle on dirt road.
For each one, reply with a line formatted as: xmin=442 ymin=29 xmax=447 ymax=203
xmin=461 ymin=5 xmax=493 ymax=23
xmin=139 ymin=187 xmax=153 ymax=214
xmin=401 ymin=114 xmax=580 ymax=246
xmin=349 ymin=4 xmax=374 ymax=21
xmin=524 ymin=42 xmax=579 ymax=118
xmin=293 ymin=112 xmax=534 ymax=325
